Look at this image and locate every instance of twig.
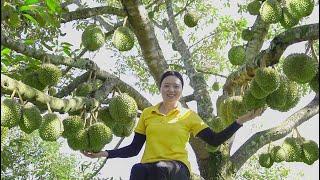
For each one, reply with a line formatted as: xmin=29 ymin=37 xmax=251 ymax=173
xmin=188 ymin=32 xmax=217 ymax=50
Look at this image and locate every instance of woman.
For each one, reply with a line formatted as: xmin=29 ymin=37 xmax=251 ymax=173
xmin=82 ymin=71 xmax=263 ymax=180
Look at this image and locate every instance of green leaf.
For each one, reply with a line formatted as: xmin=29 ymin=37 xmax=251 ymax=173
xmin=24 ymin=39 xmax=35 ymax=45
xmin=19 ymin=4 xmax=39 ymax=11
xmin=61 ymin=42 xmax=73 ymax=47
xmin=1 ymin=48 xmax=11 ymax=56
xmin=45 ymin=0 xmax=61 ymax=14
xmin=21 ymin=13 xmax=38 ymax=25
xmin=24 ymin=0 xmax=39 ymax=5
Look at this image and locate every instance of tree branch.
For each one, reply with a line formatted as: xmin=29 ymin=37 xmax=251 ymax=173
xmin=230 ymin=94 xmax=319 ymax=171
xmin=1 ymin=74 xmax=98 ymax=113
xmin=61 ymin=6 xmax=126 ymax=23
xmin=1 ymin=33 xmax=98 ymax=70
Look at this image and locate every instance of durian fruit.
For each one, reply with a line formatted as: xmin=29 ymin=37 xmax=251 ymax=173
xmin=87 ymin=122 xmax=113 ymax=152
xmin=255 ymin=67 xmax=280 ymax=94
xmin=280 ymin=7 xmax=300 ymax=29
xmin=301 ymin=140 xmax=319 ymax=165
xmin=97 ymin=107 xmax=116 ymax=129
xmin=39 ymin=113 xmax=63 ymax=141
xmin=75 ymin=83 xmax=93 ymax=97
xmin=270 ymin=145 xmax=286 ymax=162
xmin=22 ymin=72 xmax=46 ymax=91
xmin=277 ymin=80 xmax=300 ymax=112
xmin=241 ymin=28 xmax=254 ymax=41
xmin=67 ymin=129 xmax=89 ymax=151
xmin=38 ymin=63 xmax=62 ymax=87
xmin=112 ymin=120 xmax=135 ymax=137
xmin=81 ymin=25 xmax=105 ymax=51
xmin=259 ymin=0 xmax=282 ymax=24
xmin=1 ymin=99 xmax=21 ymax=128
xmin=48 ymin=87 xmax=57 ymax=96
xmin=212 ymin=82 xmax=220 ymax=91
xmin=266 ymin=75 xmax=300 ymax=111
xmin=207 ymin=116 xmax=225 ymax=133
xmin=1 ymin=126 xmax=9 ymax=145
xmin=285 ymin=0 xmax=315 ymax=19
xmin=259 ymin=153 xmax=274 ymax=168
xmin=249 ymin=79 xmax=269 ymax=99
xmin=283 ymin=53 xmax=318 ymax=84
xmin=112 ymin=26 xmax=135 ymax=51
xmin=228 ymin=46 xmax=246 ymax=66
xmin=309 ymin=72 xmax=319 ymax=92
xmin=183 ymin=11 xmax=199 ymax=27
xmin=62 ymin=116 xmax=85 ymax=139
xmin=109 ymin=93 xmax=138 ymax=124
xmin=19 ymin=103 xmax=42 ymax=134
xmin=281 ymin=137 xmax=303 ymax=162
xmin=218 ymin=96 xmax=246 ymax=125
xmin=247 ymin=0 xmax=262 ymax=15
xmin=243 ymin=90 xmax=266 ymax=111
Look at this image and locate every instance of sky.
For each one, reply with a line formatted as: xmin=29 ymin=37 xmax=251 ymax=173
xmin=58 ymin=1 xmax=319 ymax=179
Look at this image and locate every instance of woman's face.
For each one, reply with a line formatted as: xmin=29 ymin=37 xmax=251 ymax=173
xmin=160 ymin=75 xmax=183 ymax=103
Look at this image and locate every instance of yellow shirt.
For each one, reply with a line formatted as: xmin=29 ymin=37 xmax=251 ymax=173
xmin=134 ymin=102 xmax=209 ymax=172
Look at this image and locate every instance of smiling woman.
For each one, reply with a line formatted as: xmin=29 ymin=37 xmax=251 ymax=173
xmin=82 ymin=70 xmax=264 ymax=180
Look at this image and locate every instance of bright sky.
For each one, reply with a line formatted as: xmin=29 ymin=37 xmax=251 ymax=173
xmin=59 ymin=1 xmax=319 ymax=179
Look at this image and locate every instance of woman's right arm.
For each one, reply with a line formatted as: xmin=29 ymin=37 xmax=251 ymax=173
xmin=106 ymin=132 xmax=146 ymax=158
xmin=82 ymin=132 xmax=146 ymax=158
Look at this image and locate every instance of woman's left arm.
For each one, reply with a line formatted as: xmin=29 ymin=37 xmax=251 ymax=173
xmin=196 ymin=108 xmax=264 ymax=146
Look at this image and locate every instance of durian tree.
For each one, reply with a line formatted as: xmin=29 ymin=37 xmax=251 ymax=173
xmin=1 ymin=0 xmax=319 ymax=179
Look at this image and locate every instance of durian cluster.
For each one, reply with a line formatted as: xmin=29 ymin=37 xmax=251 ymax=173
xmin=74 ymin=79 xmax=103 ymax=97
xmin=259 ymin=137 xmax=319 ymax=168
xmin=81 ymin=24 xmax=135 ymax=52
xmin=246 ymin=0 xmax=314 ymax=28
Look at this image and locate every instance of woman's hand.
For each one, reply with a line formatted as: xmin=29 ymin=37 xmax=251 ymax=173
xmin=81 ymin=150 xmax=109 ymax=158
xmin=236 ymin=108 xmax=265 ymax=125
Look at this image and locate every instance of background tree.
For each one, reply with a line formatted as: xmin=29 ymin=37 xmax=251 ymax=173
xmin=1 ymin=0 xmax=319 ymax=179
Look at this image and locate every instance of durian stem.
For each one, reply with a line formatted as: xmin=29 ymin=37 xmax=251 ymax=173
xmin=294 ymin=127 xmax=302 ymax=138
xmin=77 ymin=48 xmax=87 ymax=59
xmin=16 ymin=90 xmax=24 ymax=104
xmin=46 ymin=102 xmax=52 ymax=113
xmin=87 ymin=71 xmax=93 ymax=82
xmin=267 ymin=143 xmax=271 ymax=153
xmin=123 ymin=16 xmax=128 ymax=27
xmin=87 ymin=137 xmax=125 ymax=180
xmin=111 ymin=89 xmax=116 ymax=97
xmin=114 ymin=86 xmax=122 ymax=94
xmin=10 ymin=89 xmax=16 ymax=99
xmin=309 ymin=40 xmax=319 ymax=61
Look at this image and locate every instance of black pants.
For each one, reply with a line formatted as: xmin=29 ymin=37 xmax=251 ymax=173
xmin=129 ymin=160 xmax=190 ymax=180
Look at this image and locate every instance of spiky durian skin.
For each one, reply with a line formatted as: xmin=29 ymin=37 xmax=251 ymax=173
xmin=285 ymin=0 xmax=315 ymax=19
xmin=39 ymin=113 xmax=62 ymax=141
xmin=247 ymin=0 xmax=262 ymax=15
xmin=276 ymin=79 xmax=300 ymax=112
xmin=283 ymin=53 xmax=318 ymax=84
xmin=1 ymin=126 xmax=9 ymax=145
xmin=259 ymin=0 xmax=282 ymax=24
xmin=243 ymin=90 xmax=266 ymax=111
xmin=112 ymin=27 xmax=135 ymax=51
xmin=282 ymin=137 xmax=303 ymax=162
xmin=109 ymin=93 xmax=138 ymax=125
xmin=38 ymin=63 xmax=62 ymax=87
xmin=259 ymin=153 xmax=274 ymax=168
xmin=112 ymin=120 xmax=135 ymax=137
xmin=183 ymin=11 xmax=199 ymax=27
xmin=1 ymin=99 xmax=21 ymax=128
xmin=22 ymin=72 xmax=46 ymax=91
xmin=301 ymin=140 xmax=319 ymax=165
xmin=266 ymin=75 xmax=288 ymax=110
xmin=87 ymin=122 xmax=113 ymax=152
xmin=97 ymin=107 xmax=115 ymax=129
xmin=255 ymin=67 xmax=280 ymax=93
xmin=280 ymin=7 xmax=300 ymax=29
xmin=218 ymin=96 xmax=246 ymax=125
xmin=19 ymin=104 xmax=42 ymax=134
xmin=249 ymin=79 xmax=269 ymax=99
xmin=62 ymin=116 xmax=84 ymax=139
xmin=67 ymin=129 xmax=89 ymax=151
xmin=82 ymin=25 xmax=105 ymax=51
xmin=212 ymin=82 xmax=220 ymax=91
xmin=270 ymin=146 xmax=286 ymax=162
xmin=75 ymin=83 xmax=93 ymax=97
xmin=228 ymin=46 xmax=246 ymax=66
xmin=242 ymin=28 xmax=254 ymax=41
xmin=309 ymin=72 xmax=319 ymax=92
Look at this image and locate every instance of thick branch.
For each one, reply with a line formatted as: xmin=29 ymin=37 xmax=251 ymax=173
xmin=1 ymin=74 xmax=98 ymax=113
xmin=1 ymin=33 xmax=98 ymax=70
xmin=223 ymin=23 xmax=319 ymax=94
xmin=61 ymin=6 xmax=126 ymax=23
xmin=230 ymin=94 xmax=319 ymax=171
xmin=120 ymin=0 xmax=169 ymax=86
